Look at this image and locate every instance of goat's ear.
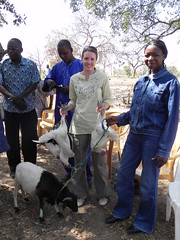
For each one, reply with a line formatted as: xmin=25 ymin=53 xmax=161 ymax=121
xmin=62 ymin=197 xmax=72 ymax=202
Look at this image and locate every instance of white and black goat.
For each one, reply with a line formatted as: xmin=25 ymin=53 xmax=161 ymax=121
xmin=13 ymin=162 xmax=78 ymax=222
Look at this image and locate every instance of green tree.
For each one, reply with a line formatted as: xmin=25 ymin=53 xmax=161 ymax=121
xmin=69 ymin=0 xmax=180 ymax=41
xmin=0 ymin=0 xmax=26 ymax=27
xmin=123 ymin=65 xmax=131 ymax=77
xmin=44 ymin=31 xmax=61 ymax=67
xmin=167 ymin=66 xmax=180 ymax=78
xmin=0 ymin=43 xmax=6 ymax=61
xmin=113 ymin=37 xmax=145 ymax=77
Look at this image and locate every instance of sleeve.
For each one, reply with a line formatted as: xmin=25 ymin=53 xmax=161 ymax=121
xmin=102 ymin=74 xmax=112 ymax=106
xmin=116 ymin=79 xmax=138 ymax=126
xmin=30 ymin=61 xmax=41 ymax=84
xmin=157 ymin=78 xmax=180 ymax=158
xmin=117 ymin=111 xmax=130 ymax=126
xmin=68 ymin=76 xmax=76 ymax=108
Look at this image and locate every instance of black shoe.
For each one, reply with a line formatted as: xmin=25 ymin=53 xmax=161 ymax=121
xmin=134 ymin=179 xmax=140 ymax=195
xmin=127 ymin=225 xmax=143 ymax=235
xmin=105 ymin=215 xmax=129 ymax=224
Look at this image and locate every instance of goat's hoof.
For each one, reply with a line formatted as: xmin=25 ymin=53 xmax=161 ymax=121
xmin=14 ymin=207 xmax=19 ymax=213
xmin=57 ymin=212 xmax=64 ymax=219
xmin=39 ymin=217 xmax=45 ymax=223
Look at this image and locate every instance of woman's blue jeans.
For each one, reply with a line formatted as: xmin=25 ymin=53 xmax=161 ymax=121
xmin=113 ymin=131 xmax=160 ymax=234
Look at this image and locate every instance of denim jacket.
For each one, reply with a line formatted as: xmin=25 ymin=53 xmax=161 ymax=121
xmin=117 ymin=68 xmax=180 ymax=158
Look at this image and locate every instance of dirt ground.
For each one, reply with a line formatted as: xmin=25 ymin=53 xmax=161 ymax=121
xmin=0 ymin=144 xmax=175 ymax=240
xmin=0 ymin=77 xmax=176 ymax=239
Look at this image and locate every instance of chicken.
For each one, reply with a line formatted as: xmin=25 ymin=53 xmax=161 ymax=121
xmin=91 ymin=113 xmax=119 ymax=153
xmin=33 ymin=115 xmax=74 ymax=166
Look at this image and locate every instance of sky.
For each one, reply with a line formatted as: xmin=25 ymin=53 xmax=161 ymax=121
xmin=0 ymin=0 xmax=74 ymax=55
xmin=0 ymin=0 xmax=180 ymax=69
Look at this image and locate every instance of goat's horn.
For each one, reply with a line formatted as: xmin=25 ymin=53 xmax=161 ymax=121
xmin=62 ymin=197 xmax=72 ymax=202
xmin=32 ymin=140 xmax=40 ymax=143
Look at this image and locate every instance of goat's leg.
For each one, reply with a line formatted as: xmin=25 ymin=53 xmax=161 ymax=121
xmin=54 ymin=203 xmax=64 ymax=219
xmin=13 ymin=179 xmax=20 ymax=213
xmin=39 ymin=197 xmax=45 ymax=223
xmin=19 ymin=185 xmax=29 ymax=202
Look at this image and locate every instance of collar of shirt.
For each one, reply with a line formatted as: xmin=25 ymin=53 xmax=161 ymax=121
xmin=9 ymin=57 xmax=26 ymax=67
xmin=144 ymin=68 xmax=168 ymax=80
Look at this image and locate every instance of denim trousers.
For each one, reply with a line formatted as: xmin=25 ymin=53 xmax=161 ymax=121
xmin=113 ymin=131 xmax=160 ymax=234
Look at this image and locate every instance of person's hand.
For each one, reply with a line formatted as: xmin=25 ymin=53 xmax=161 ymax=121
xmin=16 ymin=100 xmax=27 ymax=110
xmin=97 ymin=106 xmax=106 ymax=116
xmin=96 ymin=100 xmax=106 ymax=116
xmin=56 ymin=85 xmax=69 ymax=94
xmin=59 ymin=105 xmax=69 ymax=116
xmin=8 ymin=95 xmax=27 ymax=110
xmin=152 ymin=155 xmax=168 ymax=168
xmin=106 ymin=116 xmax=118 ymax=126
xmin=59 ymin=108 xmax=68 ymax=116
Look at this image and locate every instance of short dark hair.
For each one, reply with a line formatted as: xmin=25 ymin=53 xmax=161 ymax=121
xmin=57 ymin=39 xmax=72 ymax=50
xmin=82 ymin=46 xmax=98 ymax=60
xmin=8 ymin=38 xmax=22 ymax=48
xmin=144 ymin=39 xmax=168 ymax=59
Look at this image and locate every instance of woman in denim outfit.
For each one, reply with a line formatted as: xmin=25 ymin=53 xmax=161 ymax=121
xmin=105 ymin=40 xmax=180 ymax=235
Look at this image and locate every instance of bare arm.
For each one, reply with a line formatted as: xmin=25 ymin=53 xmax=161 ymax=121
xmin=0 ymin=85 xmax=13 ymax=98
xmin=17 ymin=83 xmax=38 ymax=99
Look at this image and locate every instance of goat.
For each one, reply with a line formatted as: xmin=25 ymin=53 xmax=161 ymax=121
xmin=33 ymin=115 xmax=74 ymax=166
xmin=91 ymin=113 xmax=119 ymax=153
xmin=13 ymin=162 xmax=78 ymax=222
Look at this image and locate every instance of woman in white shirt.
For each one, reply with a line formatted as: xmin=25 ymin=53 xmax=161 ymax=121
xmin=61 ymin=46 xmax=112 ymax=207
